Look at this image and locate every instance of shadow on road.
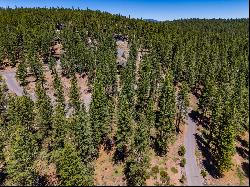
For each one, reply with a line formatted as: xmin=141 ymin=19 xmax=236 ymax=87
xmin=188 ymin=110 xmax=210 ymax=130
xmin=188 ymin=110 xmax=200 ymax=123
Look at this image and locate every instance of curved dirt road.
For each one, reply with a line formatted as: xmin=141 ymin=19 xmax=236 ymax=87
xmin=184 ymin=107 xmax=204 ymax=186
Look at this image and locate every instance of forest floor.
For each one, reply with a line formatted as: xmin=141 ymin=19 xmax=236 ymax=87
xmin=146 ymin=124 xmax=186 ymax=186
xmin=93 ymin=127 xmax=186 ymax=186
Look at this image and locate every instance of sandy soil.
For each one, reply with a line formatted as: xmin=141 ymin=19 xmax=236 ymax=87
xmin=94 ymin=147 xmax=126 ymax=186
xmin=35 ymin=159 xmax=59 ymax=186
xmin=146 ymin=123 xmax=186 ymax=186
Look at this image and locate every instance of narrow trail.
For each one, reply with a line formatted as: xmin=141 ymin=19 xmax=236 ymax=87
xmin=184 ymin=107 xmax=204 ymax=186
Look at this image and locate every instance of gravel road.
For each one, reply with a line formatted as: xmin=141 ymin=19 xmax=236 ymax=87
xmin=1 ymin=72 xmax=23 ymax=96
xmin=1 ymin=72 xmax=36 ymax=100
xmin=184 ymin=107 xmax=204 ymax=186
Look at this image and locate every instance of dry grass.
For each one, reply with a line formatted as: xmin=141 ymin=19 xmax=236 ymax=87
xmin=35 ymin=159 xmax=60 ymax=186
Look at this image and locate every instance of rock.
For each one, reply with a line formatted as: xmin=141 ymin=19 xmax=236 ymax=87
xmin=117 ymin=60 xmax=127 ymax=68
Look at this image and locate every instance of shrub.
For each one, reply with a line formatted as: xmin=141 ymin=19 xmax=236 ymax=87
xmin=160 ymin=170 xmax=170 ymax=184
xmin=145 ymin=172 xmax=151 ymax=179
xmin=180 ymin=158 xmax=186 ymax=167
xmin=171 ymin=167 xmax=178 ymax=174
xmin=179 ymin=174 xmax=186 ymax=183
xmin=178 ymin=145 xmax=186 ymax=156
xmin=201 ymin=169 xmax=207 ymax=178
xmin=151 ymin=165 xmax=159 ymax=175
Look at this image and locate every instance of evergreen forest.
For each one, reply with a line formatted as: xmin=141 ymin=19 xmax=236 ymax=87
xmin=0 ymin=7 xmax=248 ymax=186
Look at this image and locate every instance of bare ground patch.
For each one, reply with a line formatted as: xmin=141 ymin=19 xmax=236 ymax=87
xmin=94 ymin=147 xmax=125 ymax=186
xmin=146 ymin=123 xmax=186 ymax=186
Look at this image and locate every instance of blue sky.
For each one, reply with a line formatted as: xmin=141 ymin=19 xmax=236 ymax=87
xmin=0 ymin=0 xmax=248 ymax=21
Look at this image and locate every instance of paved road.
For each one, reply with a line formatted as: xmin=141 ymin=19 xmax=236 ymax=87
xmin=184 ymin=107 xmax=204 ymax=186
xmin=1 ymin=72 xmax=23 ymax=96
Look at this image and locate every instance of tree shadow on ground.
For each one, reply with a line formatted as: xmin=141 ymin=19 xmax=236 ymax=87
xmin=35 ymin=175 xmax=48 ymax=186
xmin=192 ymin=86 xmax=202 ymax=99
xmin=103 ymin=137 xmax=114 ymax=153
xmin=195 ymin=133 xmax=220 ymax=179
xmin=0 ymin=170 xmax=7 ymax=186
xmin=236 ymin=136 xmax=249 ymax=149
xmin=188 ymin=110 xmax=200 ymax=123
xmin=236 ymin=146 xmax=249 ymax=160
xmin=188 ymin=110 xmax=210 ymax=130
xmin=113 ymin=149 xmax=125 ymax=164
xmin=152 ymin=137 xmax=168 ymax=157
xmin=242 ymin=162 xmax=249 ymax=178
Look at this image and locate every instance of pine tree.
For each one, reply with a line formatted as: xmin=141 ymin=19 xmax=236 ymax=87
xmin=7 ymin=96 xmax=34 ymax=131
xmin=213 ymin=102 xmax=235 ymax=175
xmin=5 ymin=126 xmax=38 ymax=186
xmin=0 ymin=46 xmax=4 ymax=69
xmin=210 ymin=84 xmax=236 ymax=175
xmin=5 ymin=95 xmax=38 ymax=185
xmin=0 ymin=78 xmax=7 ymax=162
xmin=51 ymin=103 xmax=66 ymax=149
xmin=0 ymin=77 xmax=8 ymax=126
xmin=136 ymin=56 xmax=152 ymax=114
xmin=71 ymin=106 xmax=96 ymax=162
xmin=89 ymin=73 xmax=110 ymax=150
xmin=155 ymin=72 xmax=176 ymax=155
xmin=34 ymin=81 xmax=53 ymax=139
xmin=48 ymin=56 xmax=56 ymax=73
xmin=119 ymin=41 xmax=137 ymax=111
xmin=198 ymin=77 xmax=217 ymax=117
xmin=16 ymin=62 xmax=28 ymax=86
xmin=53 ymin=71 xmax=65 ymax=106
xmin=176 ymin=81 xmax=189 ymax=133
xmin=233 ymin=72 xmax=249 ymax=132
xmin=125 ymin=114 xmax=150 ymax=186
xmin=51 ymin=142 xmax=94 ymax=186
xmin=115 ymin=95 xmax=134 ymax=159
xmin=28 ymin=54 xmax=44 ymax=82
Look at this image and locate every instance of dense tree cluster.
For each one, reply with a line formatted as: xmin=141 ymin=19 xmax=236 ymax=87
xmin=0 ymin=7 xmax=248 ymax=185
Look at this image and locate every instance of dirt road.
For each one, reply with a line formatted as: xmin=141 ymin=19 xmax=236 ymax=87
xmin=184 ymin=107 xmax=204 ymax=186
xmin=1 ymin=72 xmax=23 ymax=96
xmin=1 ymin=71 xmax=36 ymax=100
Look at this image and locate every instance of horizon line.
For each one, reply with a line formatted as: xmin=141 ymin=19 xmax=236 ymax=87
xmin=0 ymin=5 xmax=249 ymax=22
